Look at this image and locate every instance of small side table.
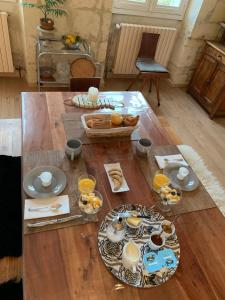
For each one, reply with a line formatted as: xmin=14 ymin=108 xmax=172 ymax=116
xmin=36 ymin=37 xmax=102 ymax=90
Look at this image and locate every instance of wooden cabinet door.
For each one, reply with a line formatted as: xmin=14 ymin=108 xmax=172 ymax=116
xmin=203 ymin=63 xmax=225 ymax=106
xmin=190 ymin=54 xmax=217 ymax=95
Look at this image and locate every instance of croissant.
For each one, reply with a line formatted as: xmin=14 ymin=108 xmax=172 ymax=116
xmin=123 ymin=115 xmax=139 ymax=126
xmin=87 ymin=118 xmax=111 ymax=129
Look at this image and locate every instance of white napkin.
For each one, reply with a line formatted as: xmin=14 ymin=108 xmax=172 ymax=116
xmin=155 ymin=154 xmax=188 ymax=169
xmin=24 ymin=195 xmax=70 ymax=220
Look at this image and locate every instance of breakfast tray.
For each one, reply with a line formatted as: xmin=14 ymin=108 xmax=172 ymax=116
xmin=98 ymin=204 xmax=180 ymax=288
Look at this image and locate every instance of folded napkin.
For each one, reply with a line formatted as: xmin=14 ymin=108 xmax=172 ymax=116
xmin=155 ymin=154 xmax=188 ymax=169
xmin=24 ymin=195 xmax=70 ymax=220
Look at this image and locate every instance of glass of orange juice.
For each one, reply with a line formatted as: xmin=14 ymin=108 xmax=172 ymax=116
xmin=152 ymin=170 xmax=170 ymax=193
xmin=78 ymin=174 xmax=96 ymax=194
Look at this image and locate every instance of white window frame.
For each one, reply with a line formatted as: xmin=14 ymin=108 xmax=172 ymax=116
xmin=113 ymin=0 xmax=189 ymax=20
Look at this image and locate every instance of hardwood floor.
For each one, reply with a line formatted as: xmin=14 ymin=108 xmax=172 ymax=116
xmin=0 ymin=77 xmax=34 ymax=119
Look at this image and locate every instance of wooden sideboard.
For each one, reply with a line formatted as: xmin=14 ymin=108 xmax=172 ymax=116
xmin=188 ymin=41 xmax=225 ymax=118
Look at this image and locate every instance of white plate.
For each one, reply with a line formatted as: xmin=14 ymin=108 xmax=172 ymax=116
xmin=23 ymin=166 xmax=67 ymax=199
xmin=104 ymin=163 xmax=129 ymax=193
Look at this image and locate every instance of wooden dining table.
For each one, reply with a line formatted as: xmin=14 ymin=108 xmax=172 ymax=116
xmin=21 ymin=91 xmax=225 ymax=300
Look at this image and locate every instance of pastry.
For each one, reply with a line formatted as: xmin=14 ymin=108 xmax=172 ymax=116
xmin=123 ymin=115 xmax=139 ymax=126
xmin=108 ymin=167 xmax=123 ymax=191
xmin=86 ymin=117 xmax=111 ymax=129
xmin=108 ymin=170 xmax=122 ymax=176
xmin=112 ymin=178 xmax=122 ymax=191
xmin=108 ymin=168 xmax=121 ymax=173
xmin=127 ymin=217 xmax=142 ymax=227
xmin=111 ymin=174 xmax=123 ymax=183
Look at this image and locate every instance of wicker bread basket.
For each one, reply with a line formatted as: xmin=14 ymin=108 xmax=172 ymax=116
xmin=81 ymin=113 xmax=139 ymax=138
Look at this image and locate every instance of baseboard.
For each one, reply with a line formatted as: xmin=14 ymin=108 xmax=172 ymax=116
xmin=26 ymin=82 xmax=37 ymax=88
xmin=0 ymin=71 xmax=20 ymax=78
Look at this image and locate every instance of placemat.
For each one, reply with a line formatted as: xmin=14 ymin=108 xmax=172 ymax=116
xmin=62 ymin=112 xmax=141 ymax=144
xmin=98 ymin=204 xmax=180 ymax=288
xmin=137 ymin=145 xmax=216 ymax=216
xmin=23 ymin=150 xmax=98 ymax=234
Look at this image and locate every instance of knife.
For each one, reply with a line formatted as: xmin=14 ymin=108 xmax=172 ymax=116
xmin=119 ymin=212 xmax=151 ymax=219
xmin=27 ymin=214 xmax=83 ymax=228
xmin=118 ymin=205 xmax=156 ymax=219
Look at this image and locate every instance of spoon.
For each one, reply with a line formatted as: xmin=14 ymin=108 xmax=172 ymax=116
xmin=29 ymin=203 xmax=62 ymax=212
xmin=164 ymin=158 xmax=183 ymax=163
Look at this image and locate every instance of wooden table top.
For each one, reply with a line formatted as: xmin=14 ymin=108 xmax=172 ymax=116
xmin=22 ymin=91 xmax=225 ymax=300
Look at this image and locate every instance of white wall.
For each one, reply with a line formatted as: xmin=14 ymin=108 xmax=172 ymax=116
xmin=107 ymin=0 xmax=225 ymax=85
xmin=0 ymin=1 xmax=25 ymax=70
xmin=168 ymin=0 xmax=225 ymax=85
xmin=1 ymin=0 xmax=113 ymax=84
xmin=106 ymin=13 xmax=182 ymax=74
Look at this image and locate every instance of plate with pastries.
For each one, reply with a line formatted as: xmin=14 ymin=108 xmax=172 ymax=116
xmin=104 ymin=163 xmax=129 ymax=193
xmin=81 ymin=112 xmax=139 ymax=138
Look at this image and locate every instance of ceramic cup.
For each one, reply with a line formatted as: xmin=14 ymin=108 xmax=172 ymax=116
xmin=65 ymin=139 xmax=82 ymax=160
xmin=148 ymin=231 xmax=165 ymax=251
xmin=177 ymin=167 xmax=189 ymax=180
xmin=38 ymin=171 xmax=52 ymax=187
xmin=136 ymin=138 xmax=152 ymax=157
xmin=160 ymin=220 xmax=175 ymax=239
xmin=122 ymin=240 xmax=141 ymax=272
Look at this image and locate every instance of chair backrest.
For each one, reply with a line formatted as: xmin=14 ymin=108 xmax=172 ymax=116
xmin=70 ymin=77 xmax=101 ymax=92
xmin=137 ymin=32 xmax=160 ymax=59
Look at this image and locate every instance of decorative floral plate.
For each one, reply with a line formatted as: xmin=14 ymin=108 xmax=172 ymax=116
xmin=98 ymin=204 xmax=180 ymax=288
xmin=71 ymin=94 xmax=124 ymax=109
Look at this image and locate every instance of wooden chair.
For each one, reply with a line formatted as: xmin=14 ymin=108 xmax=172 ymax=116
xmin=127 ymin=32 xmax=170 ymax=106
xmin=70 ymin=77 xmax=101 ymax=92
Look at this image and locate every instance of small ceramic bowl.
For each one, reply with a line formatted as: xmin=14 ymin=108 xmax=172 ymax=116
xmin=160 ymin=220 xmax=175 ymax=239
xmin=148 ymin=231 xmax=165 ymax=251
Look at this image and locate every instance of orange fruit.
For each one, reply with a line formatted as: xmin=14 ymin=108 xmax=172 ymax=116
xmin=111 ymin=113 xmax=123 ymax=126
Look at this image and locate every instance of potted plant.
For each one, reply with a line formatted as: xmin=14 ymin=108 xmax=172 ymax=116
xmin=23 ymin=0 xmax=68 ymax=31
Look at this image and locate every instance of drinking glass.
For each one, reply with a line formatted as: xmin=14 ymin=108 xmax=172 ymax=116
xmin=78 ymin=174 xmax=96 ymax=194
xmin=152 ymin=170 xmax=170 ymax=193
xmin=78 ymin=190 xmax=103 ymax=215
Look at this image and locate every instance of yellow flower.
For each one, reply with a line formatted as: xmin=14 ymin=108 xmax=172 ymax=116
xmin=66 ymin=34 xmax=76 ymax=44
xmin=65 ymin=38 xmax=71 ymax=45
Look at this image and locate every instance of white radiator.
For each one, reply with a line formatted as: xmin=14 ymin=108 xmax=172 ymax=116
xmin=0 ymin=12 xmax=14 ymax=73
xmin=113 ymin=23 xmax=177 ymax=75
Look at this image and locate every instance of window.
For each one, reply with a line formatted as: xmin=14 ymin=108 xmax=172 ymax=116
xmin=113 ymin=0 xmax=189 ymax=20
xmin=157 ymin=0 xmax=181 ymax=7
